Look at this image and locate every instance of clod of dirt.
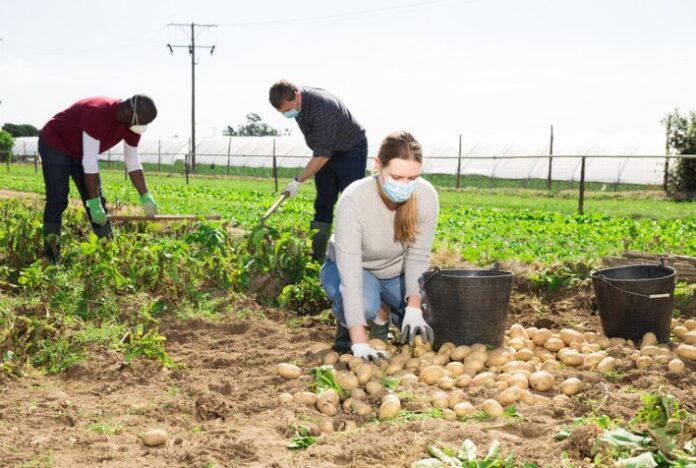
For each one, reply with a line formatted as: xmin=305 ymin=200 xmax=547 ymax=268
xmin=195 ymin=392 xmax=230 ymax=421
xmin=565 ymin=423 xmax=603 ymax=459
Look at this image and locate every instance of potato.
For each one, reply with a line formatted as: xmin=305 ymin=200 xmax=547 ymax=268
xmin=443 ymin=409 xmax=457 ymax=421
xmin=405 ymin=358 xmax=421 ymax=371
xmin=473 ymin=372 xmax=497 ymax=387
xmin=342 ymin=397 xmax=354 ymax=411
xmin=636 ymin=356 xmax=653 ymax=369
xmin=437 ymin=377 xmax=455 ymax=390
xmin=294 ymin=391 xmax=318 ymax=406
xmin=581 ymin=344 xmax=602 ymax=354
xmin=609 ymin=337 xmax=626 ymax=347
xmin=318 ymin=389 xmax=340 ymax=407
xmin=419 ymin=366 xmax=446 ymax=385
xmin=529 ymin=371 xmax=555 ymax=392
xmin=351 ymin=400 xmax=373 ymax=416
xmin=450 ymin=345 xmax=472 ymax=361
xmin=470 ymin=343 xmax=487 ymax=353
xmin=453 ymin=401 xmax=475 ymax=417
xmin=553 ymin=394 xmax=571 ymax=405
xmin=496 ymin=387 xmax=522 ymax=406
xmin=597 ymin=356 xmax=616 ymax=372
xmin=431 ymin=391 xmax=450 ymax=409
xmin=356 ymin=364 xmax=374 ymax=385
xmin=349 ymin=357 xmax=364 ymax=372
xmin=541 ymin=360 xmax=561 ymax=373
xmin=486 ymin=350 xmax=512 ymax=367
xmin=591 ymin=334 xmax=611 ymax=349
xmin=676 ymin=344 xmax=696 ymax=361
xmin=626 ymin=339 xmax=636 ymax=348
xmin=508 ymin=338 xmax=527 ymax=351
xmin=668 ymin=358 xmax=685 ymax=373
xmin=654 ymin=355 xmax=670 ymax=365
xmin=385 ymin=361 xmax=403 ymax=376
xmin=641 ymin=332 xmax=658 ymax=349
xmin=398 ymin=374 xmax=418 ymax=387
xmin=351 ymin=388 xmax=367 ymax=401
xmin=558 ymin=351 xmax=584 ymax=367
xmin=142 ymin=429 xmax=168 ymax=447
xmin=560 ymin=377 xmax=583 ymax=396
xmin=502 ymin=361 xmax=533 ymax=375
xmin=448 ymin=389 xmax=466 ymax=408
xmin=318 ymin=402 xmax=338 ymax=416
xmin=433 ymin=354 xmax=450 ymax=367
xmin=673 ymin=326 xmax=688 ymax=339
xmin=445 ymin=361 xmax=465 ymax=377
xmin=344 ymin=420 xmax=358 ymax=431
xmin=481 ymin=399 xmax=504 ymax=418
xmin=516 ymin=348 xmax=534 ymax=362
xmin=496 ymin=373 xmax=513 ymax=384
xmin=544 ymin=337 xmax=565 ymax=352
xmin=509 ymin=324 xmax=528 ymax=339
xmin=278 ymin=392 xmax=294 ymax=405
xmin=509 ymin=373 xmax=529 ymax=390
xmin=532 ymin=329 xmax=552 ymax=346
xmin=560 ymin=329 xmax=585 ymax=346
xmin=640 ymin=346 xmax=661 ymax=357
xmin=685 ymin=319 xmax=696 ymax=331
xmin=337 ymin=372 xmax=360 ymax=391
xmin=464 ymin=359 xmax=486 ymax=374
xmin=339 ymin=353 xmax=354 ymax=363
xmin=276 ymin=363 xmax=302 ymax=379
xmin=685 ymin=331 xmax=696 ymax=345
xmin=378 ymin=396 xmax=401 ymax=420
xmin=439 ymin=342 xmax=457 ymax=353
xmin=368 ymin=338 xmax=387 ymax=350
xmin=319 ymin=420 xmax=334 ymax=434
xmin=583 ymin=352 xmax=606 ymax=369
xmin=519 ymin=390 xmax=536 ymax=405
xmin=455 ymin=375 xmax=472 ymax=388
xmin=492 ymin=381 xmax=508 ymax=392
xmin=365 ymin=380 xmax=384 ymax=395
xmin=466 ymin=350 xmax=489 ymax=364
xmin=322 ymin=351 xmax=339 ymax=365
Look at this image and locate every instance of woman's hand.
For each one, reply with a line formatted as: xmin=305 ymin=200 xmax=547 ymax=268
xmin=400 ymin=306 xmax=434 ymax=346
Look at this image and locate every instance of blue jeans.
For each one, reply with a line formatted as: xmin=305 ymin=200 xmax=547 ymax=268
xmin=39 ymin=136 xmax=112 ymax=239
xmin=313 ymin=137 xmax=367 ymax=224
xmin=320 ymin=258 xmax=406 ymax=329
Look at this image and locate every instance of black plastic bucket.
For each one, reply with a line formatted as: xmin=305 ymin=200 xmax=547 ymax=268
xmin=591 ymin=263 xmax=676 ymax=343
xmin=422 ymin=267 xmax=514 ymax=348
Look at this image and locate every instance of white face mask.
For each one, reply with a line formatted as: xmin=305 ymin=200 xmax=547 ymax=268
xmin=129 ymin=96 xmax=148 ymax=134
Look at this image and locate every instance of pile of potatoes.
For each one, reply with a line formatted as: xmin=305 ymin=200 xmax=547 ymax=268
xmin=275 ymin=319 xmax=695 ymax=429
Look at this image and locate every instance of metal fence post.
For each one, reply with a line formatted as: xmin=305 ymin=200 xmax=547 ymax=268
xmin=34 ymin=152 xmax=38 ymax=173
xmin=5 ymin=150 xmax=9 ymax=172
xmin=158 ymin=140 xmax=161 ymax=173
xmin=185 ymin=138 xmax=190 ymax=185
xmin=578 ymin=156 xmax=586 ymax=214
xmin=456 ymin=134 xmax=462 ymax=189
xmin=663 ymin=122 xmax=670 ymax=192
xmin=547 ymin=124 xmax=554 ymax=190
xmin=227 ymin=136 xmax=231 ymax=176
xmin=272 ymin=138 xmax=278 ymax=192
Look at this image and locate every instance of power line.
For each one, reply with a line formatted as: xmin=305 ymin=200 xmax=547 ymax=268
xmin=166 ymin=23 xmax=217 ymax=174
xmin=217 ymin=0 xmax=475 ymax=27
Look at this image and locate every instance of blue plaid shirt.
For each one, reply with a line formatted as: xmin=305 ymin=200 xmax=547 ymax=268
xmin=296 ymin=87 xmax=366 ymax=158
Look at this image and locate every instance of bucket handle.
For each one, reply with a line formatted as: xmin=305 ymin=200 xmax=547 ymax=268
xmin=420 ymin=266 xmax=441 ymax=290
xmin=598 ymin=274 xmax=671 ymax=300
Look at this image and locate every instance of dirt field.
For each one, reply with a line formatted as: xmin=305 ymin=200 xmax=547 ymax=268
xmin=0 ymin=286 xmax=694 ymax=468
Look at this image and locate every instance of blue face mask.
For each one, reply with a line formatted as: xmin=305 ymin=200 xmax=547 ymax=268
xmin=382 ymin=175 xmax=417 ymax=203
xmin=283 ymin=108 xmax=300 ymax=119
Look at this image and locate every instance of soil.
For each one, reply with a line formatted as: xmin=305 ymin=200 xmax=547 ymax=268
xmin=0 ymin=287 xmax=694 ymax=468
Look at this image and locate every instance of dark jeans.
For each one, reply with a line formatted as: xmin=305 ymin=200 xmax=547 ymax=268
xmin=39 ymin=136 xmax=112 ymax=238
xmin=313 ymin=137 xmax=367 ymax=224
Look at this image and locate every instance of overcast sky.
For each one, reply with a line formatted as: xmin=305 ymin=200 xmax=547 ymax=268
xmin=1 ymin=0 xmax=695 ymax=143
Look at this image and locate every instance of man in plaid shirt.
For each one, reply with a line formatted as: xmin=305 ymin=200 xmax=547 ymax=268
xmin=269 ymin=79 xmax=367 ymax=262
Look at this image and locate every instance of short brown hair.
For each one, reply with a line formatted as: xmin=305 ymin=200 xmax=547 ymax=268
xmin=269 ymin=80 xmax=299 ymax=109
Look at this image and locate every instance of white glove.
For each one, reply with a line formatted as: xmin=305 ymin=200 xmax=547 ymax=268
xmin=400 ymin=306 xmax=434 ymax=346
xmin=351 ymin=343 xmax=390 ymax=364
xmin=283 ymin=177 xmax=303 ymax=198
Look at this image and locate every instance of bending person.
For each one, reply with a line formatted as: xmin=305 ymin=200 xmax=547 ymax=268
xmin=321 ymin=131 xmax=439 ymax=361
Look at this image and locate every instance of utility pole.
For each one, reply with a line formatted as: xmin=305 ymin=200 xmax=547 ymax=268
xmin=166 ymin=23 xmax=216 ymax=173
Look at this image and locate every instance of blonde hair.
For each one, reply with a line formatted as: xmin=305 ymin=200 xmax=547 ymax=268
xmin=376 ymin=131 xmax=423 ymax=245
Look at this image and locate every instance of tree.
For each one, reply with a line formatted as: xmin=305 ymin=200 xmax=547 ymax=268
xmin=0 ymin=130 xmax=14 ymax=162
xmin=223 ymin=113 xmax=279 ymax=137
xmin=662 ymin=110 xmax=696 ymax=201
xmin=1 ymin=123 xmax=39 ymax=137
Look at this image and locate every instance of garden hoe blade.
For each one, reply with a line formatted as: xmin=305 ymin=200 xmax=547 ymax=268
xmin=260 ymin=192 xmax=289 ymax=223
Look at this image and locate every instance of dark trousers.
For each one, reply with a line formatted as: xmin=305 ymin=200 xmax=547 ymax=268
xmin=38 ymin=136 xmax=112 ymax=239
xmin=313 ymin=137 xmax=368 ymax=224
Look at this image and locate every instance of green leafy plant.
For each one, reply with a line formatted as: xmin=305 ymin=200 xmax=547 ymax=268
xmin=286 ymin=426 xmax=316 ymax=450
xmin=310 ymin=365 xmax=346 ymax=398
xmin=412 ymin=439 xmax=538 ymax=468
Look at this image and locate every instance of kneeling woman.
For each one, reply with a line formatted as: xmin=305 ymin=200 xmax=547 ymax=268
xmin=321 ymin=131 xmax=439 ymax=362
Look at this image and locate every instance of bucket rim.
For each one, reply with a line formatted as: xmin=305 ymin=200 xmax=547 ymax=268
xmin=425 ymin=268 xmax=514 ymax=278
xmin=591 ymin=264 xmax=676 ymax=282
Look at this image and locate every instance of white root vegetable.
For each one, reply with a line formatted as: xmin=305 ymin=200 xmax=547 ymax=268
xmin=481 ymin=399 xmax=504 ymax=418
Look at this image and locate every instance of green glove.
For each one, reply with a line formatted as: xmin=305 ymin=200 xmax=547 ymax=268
xmin=139 ymin=192 xmax=158 ymax=217
xmin=86 ymin=198 xmax=107 ymax=225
